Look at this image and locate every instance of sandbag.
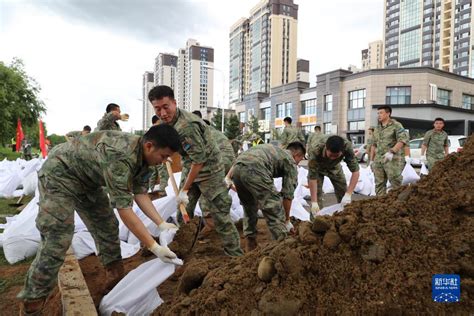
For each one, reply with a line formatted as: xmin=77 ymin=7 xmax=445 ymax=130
xmin=402 ymin=163 xmax=420 ymax=185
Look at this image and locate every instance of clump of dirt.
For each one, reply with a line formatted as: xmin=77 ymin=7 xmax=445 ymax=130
xmin=156 ymin=136 xmax=474 ymax=315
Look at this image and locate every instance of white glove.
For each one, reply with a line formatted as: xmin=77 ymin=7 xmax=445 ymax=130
xmin=285 ymin=220 xmax=294 ymax=233
xmin=341 ymin=193 xmax=352 ymax=206
xmin=404 ymin=156 xmax=411 ymax=164
xmin=176 ymin=190 xmax=189 ymax=206
xmin=383 ymin=151 xmax=394 ymax=162
xmin=224 ymin=177 xmax=233 ymax=188
xmin=158 ymin=221 xmax=178 ymax=232
xmin=120 ymin=113 xmax=130 ymax=121
xmin=310 ymin=202 xmax=320 ymax=217
xmin=148 ymin=241 xmax=177 ymax=264
xmin=420 ymin=155 xmax=427 ymax=163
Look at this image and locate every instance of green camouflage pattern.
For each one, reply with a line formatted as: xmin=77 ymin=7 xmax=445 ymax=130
xmin=232 ymin=144 xmax=298 ymax=241
xmin=148 ymin=164 xmax=169 ymax=191
xmin=95 ymin=112 xmax=121 ymax=131
xmin=209 ymin=127 xmax=236 ymax=174
xmin=280 ymin=125 xmax=305 ymax=148
xmin=423 ymin=129 xmax=448 ymax=169
xmin=306 ymin=131 xmax=324 ymax=154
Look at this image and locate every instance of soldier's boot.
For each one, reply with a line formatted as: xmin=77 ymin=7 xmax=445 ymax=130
xmin=20 ymin=298 xmax=46 ymax=316
xmin=245 ymin=236 xmax=257 ymax=253
xmin=104 ymin=260 xmax=125 ymax=294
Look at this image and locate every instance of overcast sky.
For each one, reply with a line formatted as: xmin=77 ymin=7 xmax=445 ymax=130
xmin=0 ymin=0 xmax=383 ymax=135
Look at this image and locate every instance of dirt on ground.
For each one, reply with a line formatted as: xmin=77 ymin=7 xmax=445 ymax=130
xmin=154 ymin=136 xmax=474 ymax=315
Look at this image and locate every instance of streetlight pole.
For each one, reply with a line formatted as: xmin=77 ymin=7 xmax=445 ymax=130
xmin=203 ymin=65 xmax=225 ymax=133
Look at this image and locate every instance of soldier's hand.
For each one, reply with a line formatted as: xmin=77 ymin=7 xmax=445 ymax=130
xmin=404 ymin=156 xmax=411 ymax=164
xmin=120 ymin=113 xmax=130 ymax=121
xmin=310 ymin=202 xmax=320 ymax=217
xmin=224 ymin=177 xmax=233 ymax=189
xmin=158 ymin=222 xmax=178 ymax=231
xmin=383 ymin=151 xmax=394 ymax=162
xmin=341 ymin=193 xmax=352 ymax=206
xmin=176 ymin=190 xmax=189 ymax=206
xmin=148 ymin=242 xmax=178 ymax=264
xmin=285 ymin=220 xmax=295 ymax=234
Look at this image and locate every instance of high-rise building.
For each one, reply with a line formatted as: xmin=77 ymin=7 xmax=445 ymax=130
xmin=296 ymin=59 xmax=310 ymax=82
xmin=176 ymin=39 xmax=214 ymax=115
xmin=154 ymin=53 xmax=178 ymax=90
xmin=229 ymin=0 xmax=299 ymax=104
xmin=383 ymin=0 xmax=474 ymax=78
xmin=142 ymin=71 xmax=154 ymax=131
xmin=361 ymin=40 xmax=384 ymax=70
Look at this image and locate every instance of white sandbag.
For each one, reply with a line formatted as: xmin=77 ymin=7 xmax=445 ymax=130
xmin=319 ymin=203 xmax=344 ymax=216
xmin=322 ymin=177 xmax=335 ymax=193
xmin=159 ymin=228 xmax=177 ymax=247
xmin=99 ymin=258 xmax=176 ymax=316
xmin=402 ymin=163 xmax=420 ymax=185
xmin=21 ymin=172 xmax=38 ymax=196
xmin=72 ymin=231 xmax=141 ymax=260
xmin=420 ymin=163 xmax=429 ymax=175
xmin=355 ymin=167 xmax=376 ymax=196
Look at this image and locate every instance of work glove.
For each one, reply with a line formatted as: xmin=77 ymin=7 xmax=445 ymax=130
xmin=310 ymin=202 xmax=320 ymax=217
xmin=176 ymin=190 xmax=189 ymax=206
xmin=158 ymin=221 xmax=178 ymax=232
xmin=224 ymin=177 xmax=233 ymax=189
xmin=120 ymin=113 xmax=130 ymax=121
xmin=383 ymin=151 xmax=394 ymax=162
xmin=341 ymin=192 xmax=352 ymax=206
xmin=404 ymin=156 xmax=411 ymax=164
xmin=285 ymin=220 xmax=294 ymax=233
xmin=420 ymin=155 xmax=427 ymax=163
xmin=149 ymin=241 xmax=178 ymax=264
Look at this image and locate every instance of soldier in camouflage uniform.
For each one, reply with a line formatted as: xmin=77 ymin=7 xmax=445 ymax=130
xmin=307 ymin=135 xmax=360 ymax=218
xmin=95 ymin=103 xmax=128 ymax=131
xmin=149 ymin=85 xmax=243 ymax=257
xmin=18 ymin=126 xmax=181 ymax=314
xmin=227 ymin=142 xmax=305 ymax=251
xmin=306 ymin=125 xmax=323 ymax=154
xmin=65 ymin=125 xmax=91 ymax=141
xmin=421 ymin=117 xmax=449 ymax=170
xmin=370 ymin=106 xmax=409 ymax=196
xmin=280 ymin=117 xmax=305 ymax=148
xmin=148 ymin=116 xmax=169 ymax=193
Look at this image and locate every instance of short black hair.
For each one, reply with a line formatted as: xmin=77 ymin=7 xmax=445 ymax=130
xmin=326 ymin=136 xmax=345 ymax=153
xmin=148 ymin=85 xmax=175 ymax=102
xmin=143 ymin=124 xmax=180 ymax=152
xmin=284 ymin=117 xmax=292 ymax=124
xmin=106 ymin=103 xmax=120 ymax=113
xmin=192 ymin=110 xmax=203 ymax=118
xmin=315 ymin=125 xmax=321 ymax=132
xmin=434 ymin=117 xmax=445 ymax=124
xmin=287 ymin=141 xmax=306 ymax=157
xmin=151 ymin=115 xmax=160 ymax=125
xmin=377 ymin=105 xmax=392 ymax=115
xmin=83 ymin=125 xmax=91 ymax=132
xmin=203 ymin=119 xmax=211 ymax=125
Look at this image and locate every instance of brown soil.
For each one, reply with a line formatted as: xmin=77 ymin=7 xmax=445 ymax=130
xmin=154 ymin=136 xmax=474 ymax=315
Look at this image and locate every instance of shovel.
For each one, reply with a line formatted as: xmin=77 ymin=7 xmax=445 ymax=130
xmin=165 ymin=161 xmax=190 ymax=223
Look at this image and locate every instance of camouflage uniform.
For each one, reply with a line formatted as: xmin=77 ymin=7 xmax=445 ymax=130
xmin=148 ymin=164 xmax=169 ymax=192
xmin=422 ymin=129 xmax=448 ymax=170
xmin=280 ymin=125 xmax=305 ymax=148
xmin=168 ymin=109 xmax=243 ymax=256
xmin=65 ymin=131 xmax=82 ymax=140
xmin=366 ymin=136 xmax=374 ymax=164
xmin=372 ymin=119 xmax=409 ymax=195
xmin=18 ymin=131 xmax=150 ymax=301
xmin=209 ymin=127 xmax=236 ymax=174
xmin=307 ymin=131 xmax=324 ymax=154
xmin=307 ymin=135 xmax=359 ymax=209
xmin=95 ymin=112 xmax=121 ymax=131
xmin=232 ymin=144 xmax=297 ymax=240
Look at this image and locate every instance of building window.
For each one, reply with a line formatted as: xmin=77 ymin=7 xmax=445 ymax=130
xmin=302 ymin=125 xmax=315 ymax=135
xmin=323 ymin=123 xmax=331 ymax=135
xmin=239 ymin=111 xmax=247 ymax=123
xmin=285 ymin=102 xmax=292 ymax=117
xmin=261 ymin=107 xmax=271 ymax=120
xmin=462 ymin=94 xmax=474 ymax=110
xmin=386 ymin=86 xmax=411 ymax=104
xmin=301 ymin=98 xmax=316 ymax=115
xmin=348 ymin=121 xmax=366 ymax=131
xmin=400 ymin=29 xmax=421 ymax=63
xmin=324 ymin=94 xmax=333 ymax=111
xmin=349 ymin=89 xmax=366 ymax=109
xmin=276 ymin=104 xmax=284 ymax=118
xmin=437 ymin=89 xmax=451 ymax=106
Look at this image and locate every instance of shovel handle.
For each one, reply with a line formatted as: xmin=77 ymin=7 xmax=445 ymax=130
xmin=165 ymin=161 xmax=190 ymax=223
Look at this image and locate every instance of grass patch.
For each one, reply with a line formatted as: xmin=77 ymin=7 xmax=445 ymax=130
xmin=0 ymin=248 xmax=34 ymax=294
xmin=0 ymin=196 xmax=33 ymax=226
xmin=0 ymin=147 xmax=21 ymax=161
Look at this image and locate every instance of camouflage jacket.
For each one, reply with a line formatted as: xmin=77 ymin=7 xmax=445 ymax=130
xmin=423 ymin=129 xmax=448 ymax=159
xmin=307 ymin=131 xmax=324 ymax=153
xmin=168 ymin=108 xmax=222 ymax=181
xmin=307 ymin=135 xmax=359 ymax=179
xmin=372 ymin=119 xmax=409 ymax=161
xmin=280 ymin=126 xmax=305 ymax=148
xmin=235 ymin=144 xmax=298 ymax=200
xmin=95 ymin=112 xmax=121 ymax=131
xmin=209 ymin=127 xmax=236 ymax=165
xmin=41 ymin=131 xmax=149 ymax=209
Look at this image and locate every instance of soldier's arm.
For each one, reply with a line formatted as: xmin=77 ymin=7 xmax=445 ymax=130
xmin=180 ymin=123 xmax=207 ymax=191
xmin=444 ymin=134 xmax=449 ymax=156
xmin=134 ymin=193 xmax=166 ymax=228
xmin=421 ymin=131 xmax=431 ymax=155
xmin=392 ymin=126 xmax=409 ymax=153
xmin=343 ymin=144 xmax=360 ymax=193
xmin=280 ymin=129 xmax=288 ymax=147
xmin=117 ymin=207 xmax=157 ymax=248
xmin=307 ymin=159 xmax=319 ymax=203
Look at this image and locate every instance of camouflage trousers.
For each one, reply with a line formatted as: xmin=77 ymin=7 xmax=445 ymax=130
xmin=232 ymin=164 xmax=287 ymax=241
xmin=148 ymin=164 xmax=169 ymax=191
xmin=18 ymin=158 xmax=121 ymax=301
xmin=313 ymin=164 xmax=347 ymax=211
xmin=179 ymin=168 xmax=243 ymax=257
xmin=426 ymin=155 xmax=443 ymax=170
xmin=373 ymin=157 xmax=404 ymax=196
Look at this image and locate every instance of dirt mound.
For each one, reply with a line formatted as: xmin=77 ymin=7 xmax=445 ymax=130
xmin=157 ymin=136 xmax=474 ymax=315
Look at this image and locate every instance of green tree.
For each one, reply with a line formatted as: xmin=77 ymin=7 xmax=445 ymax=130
xmin=48 ymin=133 xmax=67 ymax=147
xmin=247 ymin=115 xmax=260 ymax=134
xmin=211 ymin=108 xmax=223 ymax=132
xmin=225 ymin=114 xmax=241 ymax=140
xmin=0 ymin=58 xmax=46 ymax=146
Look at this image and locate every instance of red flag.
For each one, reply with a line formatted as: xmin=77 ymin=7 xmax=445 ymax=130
xmin=16 ymin=118 xmax=24 ymax=152
xmin=39 ymin=119 xmax=47 ymax=158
